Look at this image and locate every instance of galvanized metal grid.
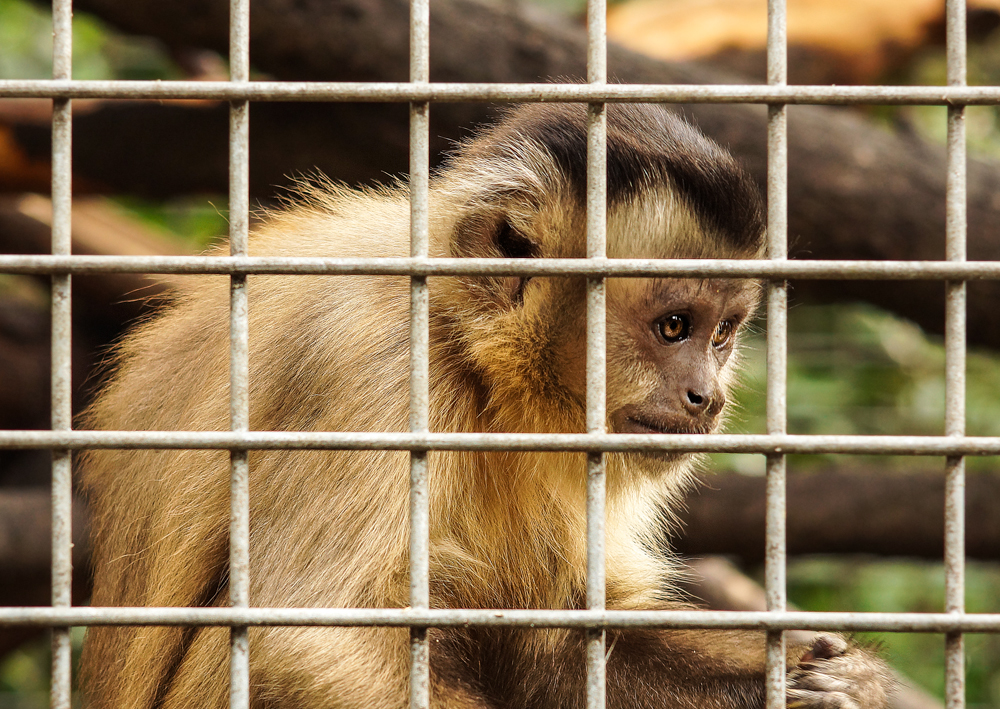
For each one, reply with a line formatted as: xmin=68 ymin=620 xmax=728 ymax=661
xmin=0 ymin=0 xmax=997 ymax=707
xmin=585 ymin=0 xmax=609 ymax=702
xmin=408 ymin=0 xmax=431 ymax=702
xmin=764 ymin=1 xmax=789 ymax=705
xmin=228 ymin=0 xmax=252 ymax=704
xmin=48 ymin=0 xmax=73 ymax=706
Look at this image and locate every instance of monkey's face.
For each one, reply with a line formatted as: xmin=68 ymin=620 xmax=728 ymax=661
xmin=434 ymin=174 xmax=763 ymax=438
xmin=434 ymin=104 xmax=765 ymax=437
xmin=605 ymin=277 xmax=759 ymax=443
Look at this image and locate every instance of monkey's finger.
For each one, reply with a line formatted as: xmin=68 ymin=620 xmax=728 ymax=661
xmin=788 ymin=667 xmax=854 ymax=694
xmin=786 ymin=688 xmax=861 ymax=709
xmin=799 ymin=634 xmax=849 ymax=663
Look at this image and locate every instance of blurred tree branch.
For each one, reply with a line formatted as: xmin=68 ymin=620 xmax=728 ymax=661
xmin=3 ymin=468 xmax=997 ymax=655
xmin=676 ymin=468 xmax=1000 ymax=562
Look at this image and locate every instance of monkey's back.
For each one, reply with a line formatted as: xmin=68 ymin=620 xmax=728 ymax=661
xmin=79 ymin=186 xmax=422 ymax=709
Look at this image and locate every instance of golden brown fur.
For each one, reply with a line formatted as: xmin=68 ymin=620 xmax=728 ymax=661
xmin=79 ymin=104 xmax=890 ymax=709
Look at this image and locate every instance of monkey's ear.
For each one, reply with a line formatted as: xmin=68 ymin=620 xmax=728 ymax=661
xmin=452 ymin=214 xmax=540 ymax=307
xmin=495 ymin=219 xmax=539 ymax=306
xmin=452 ymin=213 xmax=540 ymax=260
xmin=495 ymin=219 xmax=540 ymax=260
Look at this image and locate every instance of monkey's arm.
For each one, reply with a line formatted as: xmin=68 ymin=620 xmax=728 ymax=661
xmin=608 ymin=629 xmax=890 ymax=709
xmin=430 ymin=626 xmax=891 ymax=709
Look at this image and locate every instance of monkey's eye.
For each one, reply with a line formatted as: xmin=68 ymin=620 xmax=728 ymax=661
xmin=711 ymin=319 xmax=736 ymax=348
xmin=657 ymin=314 xmax=690 ymax=343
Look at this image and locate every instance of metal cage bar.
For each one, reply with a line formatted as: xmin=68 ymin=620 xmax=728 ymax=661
xmin=408 ymin=0 xmax=432 ymax=703
xmin=4 ymin=80 xmax=1000 ymax=104
xmin=764 ymin=0 xmax=789 ymax=706
xmin=585 ymin=0 xmax=609 ymax=700
xmin=944 ymin=0 xmax=968 ymax=706
xmin=0 ymin=0 xmax=994 ymax=706
xmin=227 ymin=0 xmax=252 ymax=705
xmin=7 ymin=254 xmax=1000 ymax=279
xmin=49 ymin=0 xmax=74 ymax=706
xmin=3 ymin=430 xmax=1000 ymax=456
xmin=4 ymin=606 xmax=1000 ymax=633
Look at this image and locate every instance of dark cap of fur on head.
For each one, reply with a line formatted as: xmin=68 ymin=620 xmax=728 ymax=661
xmin=461 ymin=103 xmax=765 ymax=254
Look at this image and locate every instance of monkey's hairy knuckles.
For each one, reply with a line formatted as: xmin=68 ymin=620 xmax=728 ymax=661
xmin=786 ymin=634 xmax=893 ymax=709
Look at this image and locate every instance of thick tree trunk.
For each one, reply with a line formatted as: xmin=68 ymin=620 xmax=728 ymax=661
xmin=2 ymin=467 xmax=996 ymax=629
xmin=0 ymin=490 xmax=90 ymax=658
xmin=676 ymin=468 xmax=1000 ymax=562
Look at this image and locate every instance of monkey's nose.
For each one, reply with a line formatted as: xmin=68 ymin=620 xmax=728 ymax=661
xmin=683 ymin=389 xmax=724 ymax=418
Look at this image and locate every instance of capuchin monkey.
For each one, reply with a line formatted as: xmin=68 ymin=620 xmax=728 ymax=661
xmin=79 ymin=103 xmax=892 ymax=709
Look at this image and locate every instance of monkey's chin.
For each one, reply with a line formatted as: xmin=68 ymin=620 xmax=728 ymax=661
xmin=626 ymin=449 xmax=689 ymax=464
xmin=616 ymin=448 xmax=699 ymax=480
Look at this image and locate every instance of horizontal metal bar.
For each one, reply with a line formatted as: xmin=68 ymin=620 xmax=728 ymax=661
xmin=2 ymin=255 xmax=999 ymax=281
xmin=1 ymin=80 xmax=1000 ymax=105
xmin=1 ymin=607 xmax=999 ymax=633
xmin=2 ymin=430 xmax=999 ymax=456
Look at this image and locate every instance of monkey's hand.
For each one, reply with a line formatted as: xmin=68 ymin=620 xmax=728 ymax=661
xmin=786 ymin=634 xmax=893 ymax=709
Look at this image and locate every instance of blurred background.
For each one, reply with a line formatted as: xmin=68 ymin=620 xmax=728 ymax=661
xmin=0 ymin=0 xmax=999 ymax=705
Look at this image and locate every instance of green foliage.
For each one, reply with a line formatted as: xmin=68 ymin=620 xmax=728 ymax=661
xmin=112 ymin=196 xmax=231 ymax=251
xmin=0 ymin=629 xmax=84 ymax=709
xmin=878 ymin=32 xmax=1000 ymax=161
xmin=717 ymin=303 xmax=1000 ymax=705
xmin=0 ymin=640 xmax=48 ymax=707
xmin=0 ymin=0 xmax=177 ymax=81
xmin=719 ymin=303 xmax=1000 ymax=472
xmin=0 ymin=0 xmax=51 ymax=80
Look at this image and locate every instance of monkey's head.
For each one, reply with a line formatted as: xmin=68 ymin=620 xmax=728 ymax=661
xmin=432 ymin=103 xmax=764 ymax=445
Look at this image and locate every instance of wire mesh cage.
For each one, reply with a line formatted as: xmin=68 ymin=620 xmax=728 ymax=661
xmin=0 ymin=0 xmax=999 ymax=708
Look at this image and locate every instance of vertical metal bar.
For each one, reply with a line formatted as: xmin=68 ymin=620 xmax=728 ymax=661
xmin=764 ymin=0 xmax=788 ymax=706
xmin=585 ymin=1 xmax=607 ymax=707
xmin=585 ymin=104 xmax=607 ymax=709
xmin=228 ymin=0 xmax=251 ymax=705
xmin=409 ymin=0 xmax=431 ymax=705
xmin=944 ymin=0 xmax=967 ymax=707
xmin=586 ymin=0 xmax=606 ymax=82
xmin=50 ymin=0 xmax=73 ymax=707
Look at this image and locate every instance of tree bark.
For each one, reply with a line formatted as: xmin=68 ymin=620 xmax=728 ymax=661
xmin=675 ymin=469 xmax=1000 ymax=562
xmin=0 ymin=196 xmax=179 ymax=486
xmin=0 ymin=489 xmax=91 ymax=658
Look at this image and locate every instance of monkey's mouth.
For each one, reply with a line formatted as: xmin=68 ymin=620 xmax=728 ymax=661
xmin=608 ymin=405 xmax=716 ymax=452
xmin=620 ymin=416 xmax=705 ymax=436
xmin=611 ymin=414 xmax=714 ymax=461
